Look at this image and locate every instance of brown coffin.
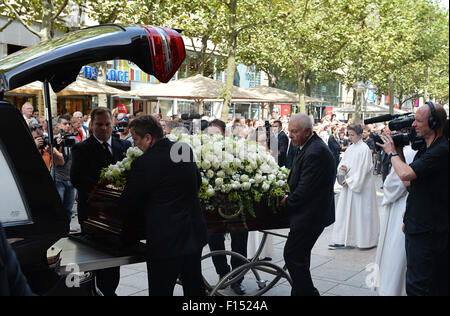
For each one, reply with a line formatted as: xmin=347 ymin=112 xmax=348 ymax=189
xmin=84 ymin=185 xmax=145 ymax=245
xmin=85 ymin=185 xmax=290 ymax=237
xmin=204 ymin=202 xmax=290 ymax=234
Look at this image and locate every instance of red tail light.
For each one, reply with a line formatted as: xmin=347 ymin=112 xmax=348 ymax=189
xmin=142 ymin=26 xmax=186 ymax=83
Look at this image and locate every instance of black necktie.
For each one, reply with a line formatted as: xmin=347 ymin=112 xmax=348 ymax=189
xmin=102 ymin=142 xmax=113 ymax=162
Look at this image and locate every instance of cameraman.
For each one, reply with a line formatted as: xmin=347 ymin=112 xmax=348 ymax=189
xmin=54 ymin=115 xmax=79 ymax=224
xmin=29 ymin=124 xmax=64 ymax=170
xmin=377 ymin=102 xmax=448 ymax=296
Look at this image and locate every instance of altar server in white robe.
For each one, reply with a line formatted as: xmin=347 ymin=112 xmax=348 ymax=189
xmin=330 ymin=124 xmax=379 ymax=249
xmin=248 ymin=231 xmax=274 ymax=261
xmin=374 ymin=145 xmax=416 ymax=296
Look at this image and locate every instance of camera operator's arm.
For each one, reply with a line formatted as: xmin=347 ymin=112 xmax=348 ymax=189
xmin=376 ymin=135 xmax=416 ymax=182
xmin=52 ymin=147 xmax=65 ymax=166
xmin=52 ymin=135 xmax=65 ymax=167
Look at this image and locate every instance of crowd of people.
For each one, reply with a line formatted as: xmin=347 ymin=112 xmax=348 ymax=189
xmin=2 ymin=100 xmax=446 ymax=297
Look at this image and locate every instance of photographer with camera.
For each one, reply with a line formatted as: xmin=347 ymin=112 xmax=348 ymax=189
xmin=377 ymin=102 xmax=448 ymax=296
xmin=29 ymin=124 xmax=64 ymax=171
xmin=52 ymin=115 xmax=80 ymax=224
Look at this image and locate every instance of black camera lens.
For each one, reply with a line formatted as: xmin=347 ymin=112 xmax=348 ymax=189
xmin=388 ymin=116 xmax=415 ymax=131
xmin=392 ymin=133 xmax=410 ymax=147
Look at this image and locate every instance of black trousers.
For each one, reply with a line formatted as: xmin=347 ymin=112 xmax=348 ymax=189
xmin=284 ymin=225 xmax=324 ymax=296
xmin=147 ymin=251 xmax=205 ymax=296
xmin=96 ymin=267 xmax=120 ymax=296
xmin=208 ymin=232 xmax=248 ymax=283
xmin=405 ymin=231 xmax=449 ymax=296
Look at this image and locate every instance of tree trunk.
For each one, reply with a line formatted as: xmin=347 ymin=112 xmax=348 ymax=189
xmin=97 ymin=62 xmax=108 ymax=108
xmin=297 ymin=64 xmax=306 ymax=114
xmin=220 ymin=0 xmax=238 ymax=121
xmin=197 ymin=36 xmax=209 ymax=76
xmin=40 ymin=0 xmax=54 ymax=41
xmin=398 ymin=89 xmax=404 ymax=110
xmin=41 ymin=0 xmax=58 ymax=114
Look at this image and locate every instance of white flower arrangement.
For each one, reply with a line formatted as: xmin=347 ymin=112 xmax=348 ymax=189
xmin=97 ymin=133 xmax=290 ymax=221
xmin=98 ymin=147 xmax=143 ymax=189
xmin=166 ymin=133 xmax=290 ymax=219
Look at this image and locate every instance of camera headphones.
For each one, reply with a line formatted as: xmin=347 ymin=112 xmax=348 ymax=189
xmin=425 ymin=101 xmax=440 ymax=131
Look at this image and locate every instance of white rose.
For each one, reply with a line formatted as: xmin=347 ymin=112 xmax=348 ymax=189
xmin=240 ymin=174 xmax=249 ymax=183
xmin=215 ymin=178 xmax=224 ymax=187
xmin=221 ymin=160 xmax=231 ymax=170
xmin=216 ymin=170 xmax=225 ymax=178
xmin=201 ymin=160 xmax=211 ymax=170
xmin=242 ymin=182 xmax=251 ymax=191
xmin=262 ymin=183 xmax=270 ymax=192
xmin=255 ymin=174 xmax=264 ymax=184
xmin=206 ymin=187 xmax=215 ymax=197
xmin=206 ymin=170 xmax=215 ymax=179
xmin=245 ymin=164 xmax=254 ymax=173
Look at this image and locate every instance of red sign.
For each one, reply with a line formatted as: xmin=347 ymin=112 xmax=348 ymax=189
xmin=280 ymin=104 xmax=291 ymax=117
xmin=326 ymin=106 xmax=334 ymax=116
xmin=116 ymin=103 xmax=127 ymax=114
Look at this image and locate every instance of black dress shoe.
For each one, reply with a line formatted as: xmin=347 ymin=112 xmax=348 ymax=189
xmin=230 ymin=283 xmax=246 ymax=295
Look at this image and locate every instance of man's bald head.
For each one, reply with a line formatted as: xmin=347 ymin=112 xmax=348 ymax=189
xmin=413 ymin=103 xmax=448 ymax=141
xmin=288 ymin=113 xmax=313 ymax=147
xmin=290 ymin=113 xmax=313 ymax=131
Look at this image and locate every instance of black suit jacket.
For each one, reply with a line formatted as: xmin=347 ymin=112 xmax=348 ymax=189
xmin=277 ymin=131 xmax=289 ymax=167
xmin=119 ymin=138 xmax=208 ymax=259
xmin=286 ymin=133 xmax=336 ymax=232
xmin=327 ymin=135 xmax=341 ymax=170
xmin=285 ymin=140 xmax=298 ymax=170
xmin=71 ymin=136 xmax=131 ymax=223
xmin=0 ymin=223 xmax=33 ymax=296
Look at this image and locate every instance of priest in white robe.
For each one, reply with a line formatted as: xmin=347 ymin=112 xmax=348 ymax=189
xmin=374 ymin=145 xmax=416 ymax=296
xmin=330 ymin=124 xmax=379 ymax=249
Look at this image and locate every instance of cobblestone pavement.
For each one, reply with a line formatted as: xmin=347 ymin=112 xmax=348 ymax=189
xmin=69 ymin=174 xmax=386 ymax=296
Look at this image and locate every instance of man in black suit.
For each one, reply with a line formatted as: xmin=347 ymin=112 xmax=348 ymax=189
xmin=281 ymin=113 xmax=336 ymax=296
xmin=71 ymin=107 xmax=131 ymax=296
xmin=272 ymin=120 xmax=289 ymax=167
xmin=285 ymin=139 xmax=298 ymax=170
xmin=120 ymin=115 xmax=208 ymax=296
xmin=327 ymin=126 xmax=341 ymax=171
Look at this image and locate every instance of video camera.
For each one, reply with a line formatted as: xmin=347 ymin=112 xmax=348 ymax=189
xmin=364 ymin=113 xmax=425 ymax=151
xmin=264 ymin=120 xmax=272 ymax=148
xmin=41 ymin=131 xmax=77 ymax=150
xmin=180 ymin=113 xmax=201 ymax=134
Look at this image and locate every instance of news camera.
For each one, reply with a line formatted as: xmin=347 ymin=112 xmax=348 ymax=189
xmin=180 ymin=113 xmax=201 ymax=134
xmin=41 ymin=131 xmax=77 ymax=150
xmin=364 ymin=113 xmax=425 ymax=151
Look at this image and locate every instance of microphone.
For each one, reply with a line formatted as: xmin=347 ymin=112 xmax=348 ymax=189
xmin=364 ymin=112 xmax=412 ymax=125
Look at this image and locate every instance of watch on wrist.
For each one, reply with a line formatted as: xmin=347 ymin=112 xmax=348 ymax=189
xmin=390 ymin=151 xmax=399 ymax=157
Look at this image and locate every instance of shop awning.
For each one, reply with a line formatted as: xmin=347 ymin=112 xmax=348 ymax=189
xmin=246 ymin=86 xmax=325 ymax=104
xmin=333 ymin=104 xmax=409 ymax=115
xmin=6 ymin=77 xmax=130 ymax=96
xmin=128 ymin=74 xmax=266 ymax=101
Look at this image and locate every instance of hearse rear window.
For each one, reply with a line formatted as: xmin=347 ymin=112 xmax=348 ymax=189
xmin=0 ymin=140 xmax=32 ymax=226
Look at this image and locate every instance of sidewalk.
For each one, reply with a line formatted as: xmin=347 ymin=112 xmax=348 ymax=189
xmin=70 ymin=175 xmax=385 ymax=296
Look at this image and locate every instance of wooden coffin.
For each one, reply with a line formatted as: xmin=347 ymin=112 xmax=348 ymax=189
xmin=204 ymin=202 xmax=290 ymax=234
xmin=84 ymin=185 xmax=145 ymax=246
xmin=85 ymin=185 xmax=290 ymax=238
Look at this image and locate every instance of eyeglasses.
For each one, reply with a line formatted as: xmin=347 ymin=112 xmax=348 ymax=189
xmin=29 ymin=125 xmax=43 ymax=132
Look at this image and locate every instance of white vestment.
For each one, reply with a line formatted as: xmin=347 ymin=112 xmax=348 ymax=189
xmin=331 ymin=139 xmax=379 ymax=248
xmin=374 ymin=146 xmax=416 ymax=296
xmin=248 ymin=231 xmax=274 ymax=260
